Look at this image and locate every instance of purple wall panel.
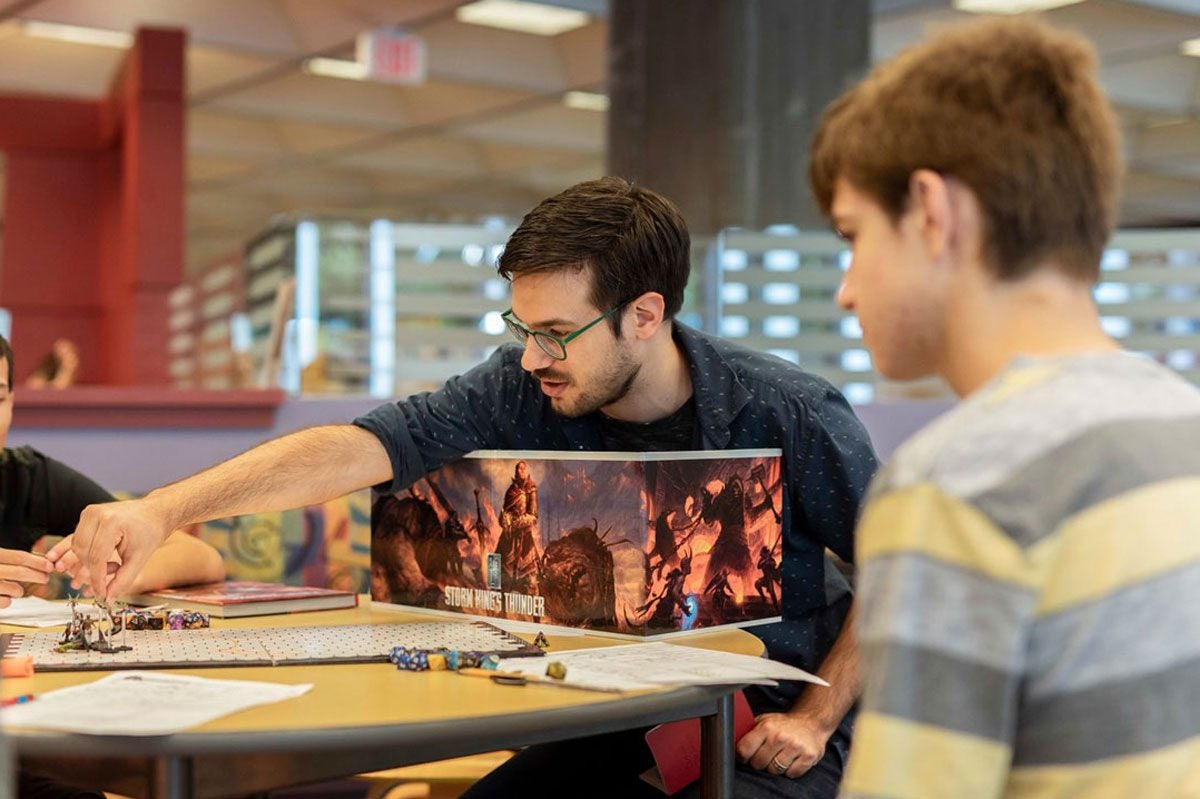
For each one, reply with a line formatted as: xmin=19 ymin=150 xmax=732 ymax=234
xmin=8 ymin=397 xmax=381 ymax=494
xmin=9 ymin=397 xmax=952 ymax=495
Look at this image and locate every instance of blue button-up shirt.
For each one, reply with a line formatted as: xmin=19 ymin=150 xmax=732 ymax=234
xmin=356 ymin=322 xmax=877 ymax=699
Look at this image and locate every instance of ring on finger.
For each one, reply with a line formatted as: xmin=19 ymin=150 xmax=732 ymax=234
xmin=768 ymin=755 xmax=789 ymax=775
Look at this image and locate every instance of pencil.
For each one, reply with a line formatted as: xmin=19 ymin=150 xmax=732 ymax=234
xmin=455 ymin=667 xmax=618 ymax=693
xmin=456 ymin=668 xmax=530 ymax=686
xmin=1 ymin=694 xmax=35 ymax=707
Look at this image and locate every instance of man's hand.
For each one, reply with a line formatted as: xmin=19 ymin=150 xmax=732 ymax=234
xmin=46 ymin=535 xmax=119 ymax=596
xmin=0 ymin=547 xmax=53 ymax=608
xmin=736 ymin=712 xmax=832 ymax=780
xmin=69 ymin=498 xmax=173 ymax=601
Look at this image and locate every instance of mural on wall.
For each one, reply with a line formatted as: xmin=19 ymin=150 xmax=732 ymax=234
xmin=33 ymin=490 xmax=372 ymax=599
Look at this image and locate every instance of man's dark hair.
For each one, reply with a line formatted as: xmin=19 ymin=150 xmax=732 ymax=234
xmin=497 ymin=177 xmax=691 ymax=331
xmin=0 ymin=334 xmax=12 ymax=387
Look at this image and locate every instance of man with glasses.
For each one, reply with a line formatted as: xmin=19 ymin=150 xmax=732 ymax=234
xmin=71 ymin=176 xmax=877 ymax=799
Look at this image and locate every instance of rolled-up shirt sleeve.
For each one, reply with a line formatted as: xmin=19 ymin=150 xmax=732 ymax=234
xmin=353 ymin=345 xmax=528 ymax=493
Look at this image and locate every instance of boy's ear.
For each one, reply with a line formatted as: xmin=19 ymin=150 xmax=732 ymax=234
xmin=908 ymin=169 xmax=956 ymax=262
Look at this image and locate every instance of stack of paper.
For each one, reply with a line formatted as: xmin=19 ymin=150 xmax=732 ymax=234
xmin=0 ymin=672 xmax=311 ymax=736
xmin=0 ymin=597 xmax=99 ymax=628
xmin=493 ymin=642 xmax=828 ymax=693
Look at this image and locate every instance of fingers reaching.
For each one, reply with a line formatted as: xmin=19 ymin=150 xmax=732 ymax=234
xmin=53 ymin=548 xmax=80 ymax=576
xmin=45 ymin=535 xmax=74 ymax=566
xmin=70 ymin=562 xmax=118 ymax=595
xmin=70 ymin=499 xmax=171 ymax=601
xmin=104 ymin=550 xmax=151 ymax=600
xmin=0 ymin=579 xmax=27 ymax=602
xmin=54 ymin=537 xmax=126 ymax=596
xmin=0 ymin=547 xmax=52 ymax=585
xmin=72 ymin=504 xmax=119 ymax=600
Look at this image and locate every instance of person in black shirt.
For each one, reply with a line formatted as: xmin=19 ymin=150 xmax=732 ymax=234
xmin=1 ymin=444 xmax=112 ymax=552
xmin=1 ymin=336 xmax=225 ymax=799
xmin=0 ymin=334 xmax=223 ymax=607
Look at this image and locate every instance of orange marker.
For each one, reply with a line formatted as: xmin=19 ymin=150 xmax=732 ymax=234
xmin=1 ymin=656 xmax=34 ymax=678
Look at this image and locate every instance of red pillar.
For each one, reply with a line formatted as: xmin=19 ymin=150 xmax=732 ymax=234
xmin=0 ymin=28 xmax=185 ymax=385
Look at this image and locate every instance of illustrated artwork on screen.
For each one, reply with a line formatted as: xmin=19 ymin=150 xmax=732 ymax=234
xmin=371 ymin=450 xmax=784 ymax=637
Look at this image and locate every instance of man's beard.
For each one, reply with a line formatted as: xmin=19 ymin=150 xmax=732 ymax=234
xmin=538 ymin=347 xmax=641 ymax=418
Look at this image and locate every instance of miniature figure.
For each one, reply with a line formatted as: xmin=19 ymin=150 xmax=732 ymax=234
xmin=55 ymin=597 xmax=131 ymax=654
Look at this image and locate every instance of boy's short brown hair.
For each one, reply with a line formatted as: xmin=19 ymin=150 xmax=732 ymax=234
xmin=810 ymin=18 xmax=1121 ymax=282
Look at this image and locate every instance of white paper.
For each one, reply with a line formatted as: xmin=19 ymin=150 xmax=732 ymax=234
xmin=0 ymin=671 xmax=312 ymax=736
xmin=0 ymin=597 xmax=99 ymax=628
xmin=484 ymin=617 xmax=584 ymax=637
xmin=495 ymin=642 xmax=829 ymax=693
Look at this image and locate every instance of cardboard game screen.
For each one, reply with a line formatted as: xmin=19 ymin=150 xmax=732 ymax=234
xmin=371 ymin=449 xmax=784 ymax=637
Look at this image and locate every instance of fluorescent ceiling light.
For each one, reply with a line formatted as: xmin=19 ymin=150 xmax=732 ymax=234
xmin=1183 ymin=37 xmax=1200 ymax=58
xmin=22 ymin=20 xmax=132 ymax=48
xmin=953 ymin=0 xmax=1085 ymax=12
xmin=456 ymin=0 xmax=590 ymax=36
xmin=303 ymin=57 xmax=370 ymax=81
xmin=563 ymin=90 xmax=609 ymax=112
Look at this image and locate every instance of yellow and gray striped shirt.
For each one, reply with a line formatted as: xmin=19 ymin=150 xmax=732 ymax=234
xmin=843 ymin=353 xmax=1200 ymax=799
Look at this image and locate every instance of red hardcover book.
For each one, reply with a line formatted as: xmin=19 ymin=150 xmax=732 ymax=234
xmin=641 ymin=690 xmax=756 ymax=794
xmin=126 ymin=581 xmax=359 ymax=618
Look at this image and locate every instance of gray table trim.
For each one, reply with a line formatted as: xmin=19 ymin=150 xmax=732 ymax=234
xmin=11 ymin=683 xmax=742 ymax=799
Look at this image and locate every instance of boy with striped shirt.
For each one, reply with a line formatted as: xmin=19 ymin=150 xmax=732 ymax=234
xmin=809 ymin=17 xmax=1200 ymax=799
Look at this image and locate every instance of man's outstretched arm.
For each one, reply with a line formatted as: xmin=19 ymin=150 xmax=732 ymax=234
xmin=72 ymin=424 xmax=392 ymax=600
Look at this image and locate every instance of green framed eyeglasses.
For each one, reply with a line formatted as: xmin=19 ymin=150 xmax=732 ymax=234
xmin=501 ymin=303 xmax=628 ymax=361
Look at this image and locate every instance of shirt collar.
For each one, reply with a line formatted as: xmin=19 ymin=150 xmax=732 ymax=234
xmin=671 ymin=322 xmax=752 ymax=448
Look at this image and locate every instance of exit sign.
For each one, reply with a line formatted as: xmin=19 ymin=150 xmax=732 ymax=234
xmin=357 ymin=28 xmax=426 ymax=84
